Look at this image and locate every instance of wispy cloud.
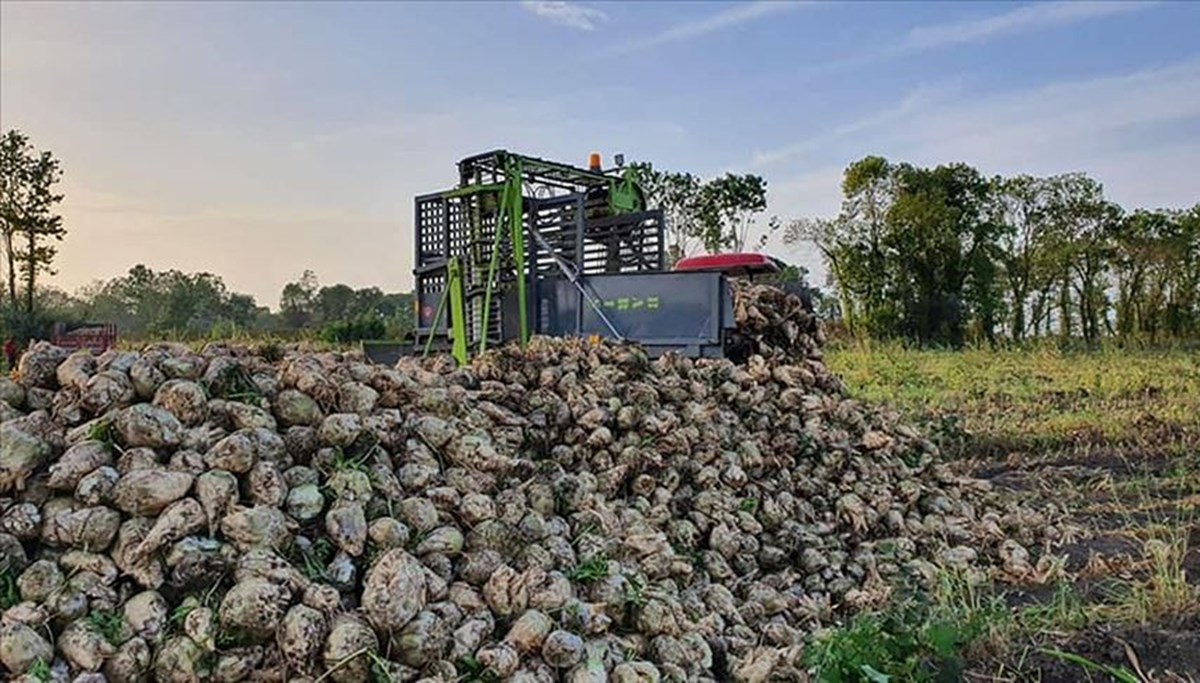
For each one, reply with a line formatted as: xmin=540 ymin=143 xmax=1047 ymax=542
xmin=520 ymin=0 xmax=608 ymax=31
xmin=746 ymin=84 xmax=950 ymax=170
xmin=898 ymin=58 xmax=1200 ymax=172
xmin=907 ymin=0 xmax=1158 ymax=50
xmin=763 ymin=57 xmax=1200 ymax=218
xmin=787 ymin=1 xmax=1160 ymax=79
xmin=767 ymin=57 xmax=1200 ymax=280
xmin=602 ymin=1 xmax=815 ymax=57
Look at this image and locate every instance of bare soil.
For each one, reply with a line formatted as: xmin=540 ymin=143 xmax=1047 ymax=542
xmin=1011 ymin=619 xmax=1200 ymax=683
xmin=967 ymin=447 xmax=1199 ymax=682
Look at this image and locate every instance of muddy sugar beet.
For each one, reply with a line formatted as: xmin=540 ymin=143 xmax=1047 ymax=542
xmin=0 ymin=285 xmax=1072 ymax=682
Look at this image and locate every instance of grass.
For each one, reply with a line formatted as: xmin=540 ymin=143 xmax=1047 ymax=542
xmin=1101 ymin=516 xmax=1200 ymax=627
xmin=1013 ymin=582 xmax=1094 ymax=634
xmin=27 ymin=658 xmax=53 ymax=682
xmin=1037 ymin=649 xmax=1141 ymax=683
xmin=826 ymin=340 xmax=1200 ymax=457
xmin=87 ymin=418 xmax=117 ymax=447
xmin=87 ymin=610 xmax=126 ymax=645
xmin=456 ymin=656 xmax=502 ymax=683
xmin=292 ymin=537 xmax=335 ymax=583
xmin=567 ymin=555 xmax=610 ymax=584
xmin=0 ymin=563 xmax=18 ymax=610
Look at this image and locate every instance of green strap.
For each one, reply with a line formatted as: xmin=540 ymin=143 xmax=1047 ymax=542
xmin=448 ymin=257 xmax=468 ymax=366
xmin=509 ymin=158 xmax=530 ymax=346
xmin=478 ymin=187 xmax=506 ymax=355
xmin=442 ymin=182 xmax=505 ymax=198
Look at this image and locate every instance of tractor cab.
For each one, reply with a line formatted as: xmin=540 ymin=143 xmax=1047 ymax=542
xmin=674 ymin=252 xmax=814 ymax=313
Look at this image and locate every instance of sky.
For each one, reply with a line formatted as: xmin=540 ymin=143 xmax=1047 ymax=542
xmin=2 ymin=0 xmax=1198 ymax=308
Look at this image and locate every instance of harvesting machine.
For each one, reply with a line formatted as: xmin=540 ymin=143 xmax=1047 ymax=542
xmin=363 ymin=150 xmax=809 ymax=366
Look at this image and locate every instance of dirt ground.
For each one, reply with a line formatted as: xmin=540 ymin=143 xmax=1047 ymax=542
xmin=966 ymin=448 xmax=1199 ymax=682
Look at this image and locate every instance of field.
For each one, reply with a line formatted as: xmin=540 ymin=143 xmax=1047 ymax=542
xmin=825 ymin=343 xmax=1200 ymax=682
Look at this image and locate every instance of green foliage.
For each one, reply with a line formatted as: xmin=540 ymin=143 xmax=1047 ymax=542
xmin=0 ymin=305 xmax=57 ymax=344
xmin=786 ymin=157 xmax=1001 ymax=347
xmin=87 ymin=610 xmax=127 ymax=645
xmin=254 ymin=338 xmax=285 ymax=363
xmin=317 ymin=314 xmax=387 ymax=344
xmin=787 ymin=154 xmax=1200 ymax=346
xmin=567 ymin=556 xmax=610 ymax=584
xmin=87 ymin=419 xmax=117 ymax=448
xmin=280 ymin=269 xmax=319 ymax=328
xmin=629 ymin=162 xmax=772 ymax=261
xmin=456 ymin=656 xmax=502 ymax=683
xmin=805 ymin=580 xmax=1005 ymax=683
xmin=281 ymin=270 xmax=412 ymax=341
xmin=622 ymin=574 xmax=647 ymax=610
xmin=696 ymin=172 xmax=769 ymax=253
xmin=0 ymin=562 xmax=19 ymax=610
xmin=627 ymin=163 xmax=705 ymax=263
xmin=1037 ymin=649 xmax=1140 ymax=683
xmin=209 ymin=364 xmax=263 ymax=403
xmin=215 ymin=626 xmax=253 ymax=649
xmin=1109 ymin=205 xmax=1200 ymax=343
xmin=292 ymin=537 xmax=335 ymax=583
xmin=69 ymin=264 xmax=265 ymax=339
xmin=10 ymin=262 xmax=415 ymax=344
xmin=367 ymin=651 xmax=395 ymax=683
xmin=27 ymin=658 xmax=53 ymax=682
xmin=0 ymin=128 xmax=66 ymax=318
xmin=168 ymin=603 xmax=196 ymax=631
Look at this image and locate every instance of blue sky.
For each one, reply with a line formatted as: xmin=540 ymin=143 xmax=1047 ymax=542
xmin=2 ymin=0 xmax=1198 ymax=306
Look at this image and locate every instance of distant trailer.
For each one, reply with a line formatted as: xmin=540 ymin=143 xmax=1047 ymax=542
xmin=51 ymin=322 xmax=118 ymax=355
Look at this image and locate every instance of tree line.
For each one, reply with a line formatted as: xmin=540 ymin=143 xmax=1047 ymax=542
xmin=27 ymin=266 xmax=413 ymax=343
xmin=1 ymin=125 xmax=412 ymax=344
xmin=782 ymin=156 xmax=1200 ymax=347
xmin=38 ymin=265 xmax=261 ymax=338
xmin=628 ymin=162 xmax=773 ymax=263
xmin=4 ymin=125 xmax=1196 ymax=348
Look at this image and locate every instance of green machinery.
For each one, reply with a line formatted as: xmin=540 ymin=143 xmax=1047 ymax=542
xmin=409 ymin=149 xmax=673 ymax=364
xmin=357 ymin=149 xmax=750 ymax=367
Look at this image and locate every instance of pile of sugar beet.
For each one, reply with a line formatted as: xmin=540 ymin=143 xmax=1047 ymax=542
xmin=0 ymin=283 xmax=1072 ymax=682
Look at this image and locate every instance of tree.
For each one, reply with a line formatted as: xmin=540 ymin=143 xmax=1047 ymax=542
xmin=1044 ymin=174 xmax=1119 ymax=344
xmin=68 ymin=265 xmax=268 ymax=338
xmin=628 ymin=163 xmax=705 ymax=263
xmin=991 ymin=174 xmax=1059 ymax=340
xmin=884 ymin=162 xmax=1000 ymax=346
xmin=785 ymin=156 xmax=1005 ymax=346
xmin=697 ymin=173 xmax=768 ymax=253
xmin=314 ymin=283 xmax=356 ymax=325
xmin=1109 ymin=205 xmax=1200 ymax=341
xmin=1168 ymin=204 xmax=1200 ymax=337
xmin=280 ymin=270 xmax=319 ymax=328
xmin=0 ymin=129 xmax=66 ymax=318
xmin=784 ymin=156 xmax=900 ymax=339
xmin=630 ymin=163 xmax=771 ymax=261
xmin=785 ymin=215 xmax=864 ymax=332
